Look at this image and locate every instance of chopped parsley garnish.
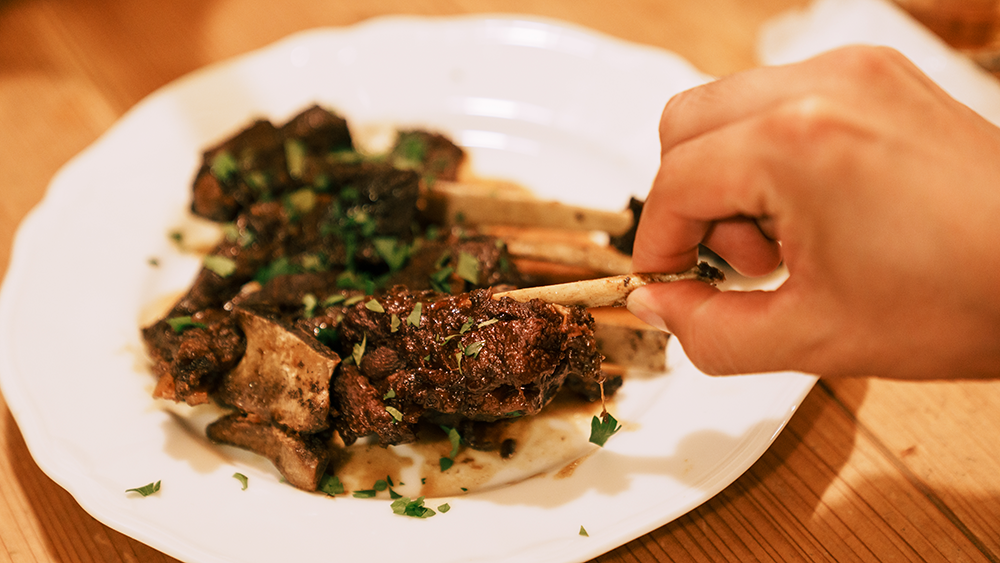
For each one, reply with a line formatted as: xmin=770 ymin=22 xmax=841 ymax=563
xmin=222 ymin=223 xmax=256 ymax=247
xmin=439 ymin=457 xmax=454 ymax=472
xmin=353 ymin=489 xmax=377 ymax=499
xmin=302 ymin=293 xmax=319 ymax=318
xmin=385 ymin=406 xmax=403 ymax=422
xmin=464 ymin=341 xmax=485 ymax=359
xmin=589 ymin=412 xmax=622 ymax=447
xmin=318 ymin=474 xmax=345 ymax=496
xmin=438 ymin=426 xmax=461 ymax=472
xmin=352 ymin=334 xmax=367 ymax=365
xmin=383 ymin=389 xmax=396 ymax=400
xmin=407 ymin=303 xmax=423 ymax=327
xmin=233 ymin=473 xmax=249 ymax=490
xmin=284 ymin=139 xmax=307 ymax=180
xmin=455 ymin=251 xmax=480 ymax=284
xmin=344 ymin=294 xmax=365 ymax=306
xmin=210 ymin=151 xmax=238 ymax=182
xmin=390 ymin=496 xmax=436 ymax=518
xmin=126 ymin=481 xmax=161 ymax=497
xmin=390 ymin=314 xmax=401 ymax=333
xmin=254 ymin=256 xmax=299 ymax=284
xmin=203 ymin=255 xmax=237 ymax=278
xmin=438 ymin=503 xmax=451 ymax=513
xmin=365 ymin=299 xmax=385 ymax=313
xmin=579 ymin=526 xmax=589 ymax=537
xmin=429 ymin=266 xmax=454 ymax=293
xmin=283 ymin=188 xmax=317 ymax=220
xmin=373 ymin=479 xmax=389 ymax=492
xmin=166 ymin=316 xmax=206 ymax=334
xmin=478 ymin=318 xmax=499 ymax=329
xmin=373 ymin=237 xmax=413 ymax=272
xmin=148 ymin=258 xmax=160 ymax=267
xmin=459 ymin=318 xmax=475 ymax=334
xmin=323 ymin=294 xmax=348 ymax=307
xmin=445 ymin=426 xmax=461 ymax=458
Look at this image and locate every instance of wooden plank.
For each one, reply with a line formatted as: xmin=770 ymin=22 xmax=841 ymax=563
xmin=592 ymin=384 xmax=993 ymax=562
xmin=826 ymin=378 xmax=1000 ymax=560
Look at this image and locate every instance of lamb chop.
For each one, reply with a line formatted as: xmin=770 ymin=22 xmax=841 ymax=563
xmin=331 ymin=286 xmax=602 ymax=446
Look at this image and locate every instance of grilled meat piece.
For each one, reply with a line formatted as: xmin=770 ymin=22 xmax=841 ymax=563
xmin=191 ymin=106 xmax=353 ymax=222
xmin=390 ymin=130 xmax=465 ymax=183
xmin=207 ymin=413 xmax=331 ymax=491
xmin=386 ymin=233 xmax=522 ymax=293
xmin=333 ymin=286 xmax=601 ymax=445
xmin=142 ymin=309 xmax=245 ymax=405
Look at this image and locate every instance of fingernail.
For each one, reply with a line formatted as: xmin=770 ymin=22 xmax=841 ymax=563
xmin=626 ymin=288 xmax=669 ymax=332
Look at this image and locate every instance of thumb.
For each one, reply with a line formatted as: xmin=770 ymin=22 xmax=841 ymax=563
xmin=627 ymin=281 xmax=802 ymax=375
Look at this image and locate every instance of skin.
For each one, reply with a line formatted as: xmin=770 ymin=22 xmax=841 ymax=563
xmin=626 ymin=45 xmax=1000 ymax=379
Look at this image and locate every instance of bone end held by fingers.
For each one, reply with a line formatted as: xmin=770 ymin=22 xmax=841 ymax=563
xmin=493 ymin=262 xmax=725 ymax=308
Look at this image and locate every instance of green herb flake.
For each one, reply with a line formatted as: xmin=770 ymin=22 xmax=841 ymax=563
xmin=478 ymin=318 xmax=499 ymax=329
xmin=438 ymin=503 xmax=451 ymax=513
xmin=210 ymin=151 xmax=239 ymax=182
xmin=169 ymin=230 xmax=183 ymax=245
xmin=284 ymin=138 xmax=308 ymax=180
xmin=383 ymin=389 xmax=396 ymax=400
xmin=344 ymin=294 xmax=365 ymax=306
xmin=439 ymin=456 xmax=454 ymax=471
xmin=579 ymin=526 xmax=589 ymax=537
xmin=589 ymin=412 xmax=622 ymax=447
xmin=391 ymin=496 xmax=436 ymax=519
xmin=318 ymin=474 xmax=345 ymax=496
xmin=353 ymin=489 xmax=377 ymax=499
xmin=459 ymin=318 xmax=475 ymax=334
xmin=385 ymin=406 xmax=404 ymax=422
xmin=203 ymin=255 xmax=237 ymax=278
xmin=442 ymin=426 xmax=461 ymax=458
xmin=464 ymin=341 xmax=485 ymax=358
xmin=352 ymin=334 xmax=367 ymax=365
xmin=407 ymin=303 xmax=423 ymax=327
xmin=323 ymin=294 xmax=348 ymax=307
xmin=233 ymin=472 xmax=249 ymax=490
xmin=126 ymin=480 xmax=161 ymax=497
xmin=390 ymin=314 xmax=401 ymax=333
xmin=365 ymin=299 xmax=385 ymax=313
xmin=429 ymin=266 xmax=454 ymax=293
xmin=373 ymin=479 xmax=389 ymax=492
xmin=389 ymin=488 xmax=403 ymax=500
xmin=148 ymin=258 xmax=160 ymax=267
xmin=285 ymin=188 xmax=317 ymax=216
xmin=302 ymin=293 xmax=318 ymax=319
xmin=373 ymin=237 xmax=413 ymax=272
xmin=166 ymin=316 xmax=207 ymax=334
xmin=455 ymin=251 xmax=480 ymax=285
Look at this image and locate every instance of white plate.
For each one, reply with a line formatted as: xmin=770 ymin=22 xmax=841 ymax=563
xmin=0 ymin=16 xmax=816 ymax=563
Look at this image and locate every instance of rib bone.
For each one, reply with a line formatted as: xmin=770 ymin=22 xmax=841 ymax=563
xmin=422 ymin=180 xmax=634 ymax=236
xmin=493 ymin=262 xmax=725 ymax=308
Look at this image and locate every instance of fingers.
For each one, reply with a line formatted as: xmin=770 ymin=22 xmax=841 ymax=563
xmin=626 ymin=281 xmax=813 ymax=375
xmin=702 ymin=218 xmax=782 ymax=277
xmin=632 ymin=96 xmax=804 ymax=274
xmin=658 ymin=45 xmax=934 ymax=154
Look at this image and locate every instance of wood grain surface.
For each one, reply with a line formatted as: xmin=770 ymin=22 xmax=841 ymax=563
xmin=2 ymin=1 xmax=1000 ymax=561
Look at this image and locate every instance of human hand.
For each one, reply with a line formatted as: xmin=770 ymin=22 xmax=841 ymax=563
xmin=626 ymin=45 xmax=1000 ymax=379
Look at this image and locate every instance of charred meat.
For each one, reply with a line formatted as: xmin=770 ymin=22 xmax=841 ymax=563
xmin=332 ymin=286 xmax=601 ymax=445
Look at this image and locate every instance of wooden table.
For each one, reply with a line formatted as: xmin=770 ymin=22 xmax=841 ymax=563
xmin=2 ymin=1 xmax=999 ymax=561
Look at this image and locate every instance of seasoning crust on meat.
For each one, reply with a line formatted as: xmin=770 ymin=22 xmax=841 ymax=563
xmin=142 ymin=104 xmax=622 ymax=491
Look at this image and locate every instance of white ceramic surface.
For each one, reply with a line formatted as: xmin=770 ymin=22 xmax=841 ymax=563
xmin=0 ymin=16 xmax=817 ymax=563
